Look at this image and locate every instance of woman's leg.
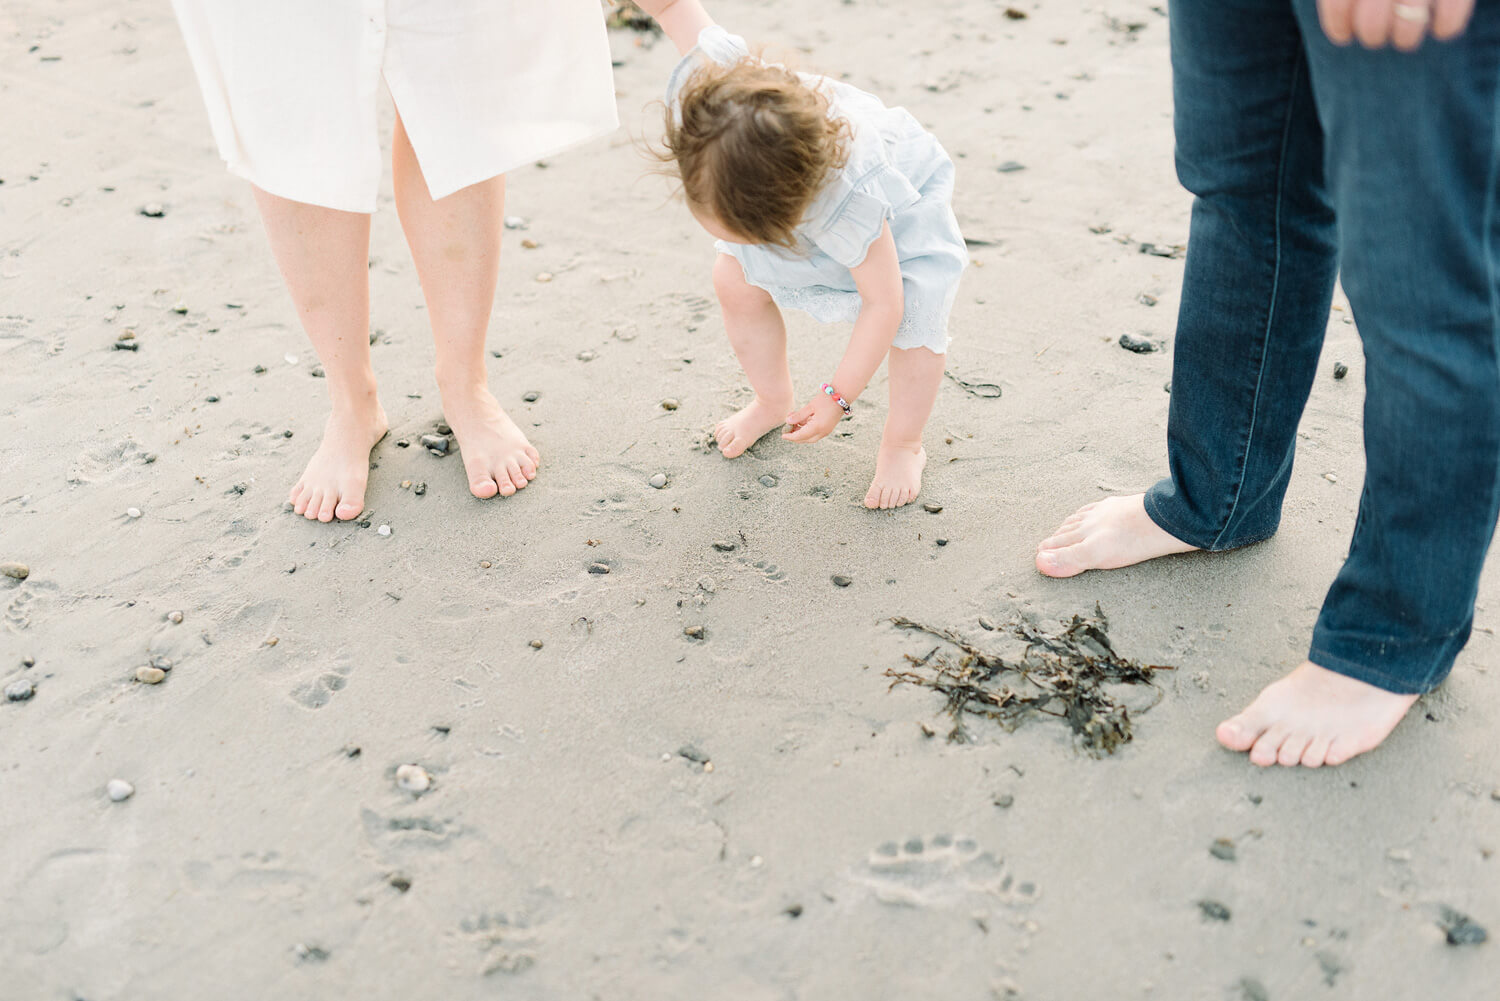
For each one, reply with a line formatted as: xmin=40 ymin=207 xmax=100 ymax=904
xmin=711 ymin=254 xmax=796 ymax=459
xmin=865 ymin=346 xmax=942 ymax=510
xmin=253 ymin=187 xmax=387 ymax=523
xmin=1036 ymin=0 xmax=1338 ymax=576
xmin=391 ymin=113 xmax=537 ymax=499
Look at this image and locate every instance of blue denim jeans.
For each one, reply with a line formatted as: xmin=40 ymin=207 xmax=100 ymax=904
xmin=1146 ymin=0 xmax=1500 ymax=694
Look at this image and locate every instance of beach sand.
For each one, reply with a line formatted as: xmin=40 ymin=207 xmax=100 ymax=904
xmin=1 ymin=2 xmax=1496 ymax=997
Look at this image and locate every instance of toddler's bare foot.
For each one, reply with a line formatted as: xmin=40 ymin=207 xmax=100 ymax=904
xmin=714 ymin=395 xmax=793 ymax=459
xmin=289 ymin=400 xmax=389 ymax=523
xmin=440 ymin=381 xmax=540 ymax=499
xmin=864 ymin=442 xmax=926 ymax=510
xmin=1216 ymin=661 xmax=1419 ymax=767
xmin=1035 ymin=493 xmax=1198 ymax=577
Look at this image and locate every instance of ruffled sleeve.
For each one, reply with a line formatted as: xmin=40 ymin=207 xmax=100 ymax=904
xmin=665 ymin=26 xmax=753 ymax=113
xmin=806 ymin=160 xmax=923 ymax=269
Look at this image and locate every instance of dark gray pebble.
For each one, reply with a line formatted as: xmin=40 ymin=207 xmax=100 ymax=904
xmin=922 ymin=502 xmax=942 ymax=514
xmin=112 ymin=340 xmax=139 ymax=352
xmin=1440 ymin=907 xmax=1488 ymax=946
xmin=1334 ymin=362 xmax=1348 ymax=380
xmin=253 ymin=364 xmax=266 ymax=374
xmin=413 ymin=482 xmax=426 ymax=496
xmin=1119 ymin=333 xmax=1157 ymax=354
xmin=419 ymin=434 xmax=449 ymax=454
xmin=784 ymin=904 xmax=803 ymax=918
xmin=282 ymin=429 xmax=293 ymax=438
xmin=205 ymin=395 xmax=219 ymax=403
xmin=588 ymin=562 xmax=610 ymax=574
xmin=711 ymin=541 xmax=737 ymax=552
xmin=1210 ymin=838 xmax=1236 ymax=862
xmin=5 ymin=679 xmax=35 ymax=702
xmin=832 ymin=574 xmax=852 ymax=587
xmin=935 ymin=538 xmax=948 ymax=546
xmin=139 ymin=202 xmax=165 ymax=218
xmin=996 ymin=161 xmax=1026 ymax=173
xmin=388 ymin=873 xmax=412 ymax=893
xmin=759 ymin=474 xmax=778 ymax=488
xmin=678 ymin=745 xmax=709 ymax=764
xmin=1197 ymin=899 xmax=1231 ymax=922
xmin=994 ymin=793 xmax=1014 ymax=809
xmin=522 ymin=390 xmax=540 ymax=403
xmin=395 ymin=439 xmax=410 ymax=448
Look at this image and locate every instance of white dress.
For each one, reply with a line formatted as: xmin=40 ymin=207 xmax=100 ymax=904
xmin=171 ymin=0 xmax=619 ymax=213
xmin=667 ymin=27 xmax=967 ymax=354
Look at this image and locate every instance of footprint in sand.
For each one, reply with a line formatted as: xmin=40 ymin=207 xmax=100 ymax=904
xmin=288 ymin=652 xmax=353 ymax=710
xmin=4 ymin=580 xmax=54 ymax=633
xmin=739 ymin=556 xmax=787 ymax=583
xmin=851 ymin=834 xmax=1038 ymax=909
xmin=458 ymin=893 xmax=555 ymax=978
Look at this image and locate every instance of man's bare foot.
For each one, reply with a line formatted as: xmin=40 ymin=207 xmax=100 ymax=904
xmin=289 ymin=401 xmax=389 ymax=522
xmin=1035 ymin=493 xmax=1199 ymax=578
xmin=439 ymin=382 xmax=540 ymax=499
xmin=864 ymin=442 xmax=926 ymax=510
xmin=1216 ymin=661 xmax=1419 ymax=767
xmin=714 ymin=395 xmax=793 ymax=459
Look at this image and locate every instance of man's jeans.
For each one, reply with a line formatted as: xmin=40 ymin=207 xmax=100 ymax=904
xmin=1146 ymin=0 xmax=1500 ymax=694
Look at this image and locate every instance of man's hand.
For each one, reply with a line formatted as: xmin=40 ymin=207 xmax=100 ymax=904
xmin=1318 ymin=0 xmax=1475 ymax=51
xmin=782 ymin=392 xmax=845 ymax=444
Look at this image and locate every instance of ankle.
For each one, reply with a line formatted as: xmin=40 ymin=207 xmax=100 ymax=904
xmin=326 ymin=374 xmax=381 ymax=416
xmin=879 ymin=435 xmax=925 ymax=454
xmin=754 ymin=388 xmax=796 ymax=410
xmin=435 ymin=368 xmax=490 ymax=400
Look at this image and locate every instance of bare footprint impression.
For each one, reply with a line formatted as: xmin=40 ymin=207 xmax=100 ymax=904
xmin=850 ymin=834 xmax=1038 ymax=910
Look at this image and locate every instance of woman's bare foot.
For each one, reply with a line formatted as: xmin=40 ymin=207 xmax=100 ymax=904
xmin=439 ymin=381 xmax=540 ymax=499
xmin=1216 ymin=661 xmax=1419 ymax=767
xmin=1035 ymin=494 xmax=1199 ymax=577
xmin=289 ymin=400 xmax=389 ymax=522
xmin=714 ymin=395 xmax=793 ymax=459
xmin=864 ymin=442 xmax=926 ymax=510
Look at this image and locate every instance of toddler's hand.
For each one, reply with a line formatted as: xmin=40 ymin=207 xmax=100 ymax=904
xmin=783 ymin=393 xmax=845 ymax=443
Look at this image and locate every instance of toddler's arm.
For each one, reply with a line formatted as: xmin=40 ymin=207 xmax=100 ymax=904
xmin=784 ymin=223 xmax=905 ymax=442
xmin=630 ymin=0 xmax=716 ymax=56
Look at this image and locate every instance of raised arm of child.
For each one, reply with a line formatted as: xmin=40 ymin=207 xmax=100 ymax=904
xmin=783 ymin=221 xmax=905 ymax=442
xmin=630 ymin=0 xmax=716 ymax=55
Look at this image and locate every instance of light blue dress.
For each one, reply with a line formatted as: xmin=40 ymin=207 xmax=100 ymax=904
xmin=666 ymin=27 xmax=967 ymax=354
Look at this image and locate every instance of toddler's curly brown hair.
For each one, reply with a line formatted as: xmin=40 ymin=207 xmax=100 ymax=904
xmin=661 ymin=58 xmax=850 ymax=250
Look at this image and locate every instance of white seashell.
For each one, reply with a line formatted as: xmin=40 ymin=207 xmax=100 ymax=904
xmin=107 ymin=779 xmax=135 ymax=802
xmin=395 ymin=764 xmax=431 ymax=793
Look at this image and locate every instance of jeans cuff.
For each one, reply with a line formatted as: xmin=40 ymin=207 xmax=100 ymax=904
xmin=1305 ymin=642 xmax=1441 ymax=696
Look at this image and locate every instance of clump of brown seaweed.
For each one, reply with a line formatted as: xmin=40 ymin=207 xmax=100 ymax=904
xmin=886 ymin=605 xmax=1174 ymax=756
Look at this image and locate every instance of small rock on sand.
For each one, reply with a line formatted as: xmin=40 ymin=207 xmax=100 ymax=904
xmin=126 ymin=507 xmax=142 ymax=519
xmin=922 ymin=503 xmax=942 ymax=514
xmin=978 ymin=616 xmax=997 ymax=630
xmin=649 ymin=473 xmax=668 ymax=489
xmin=529 ymin=639 xmax=544 ymax=649
xmin=167 ymin=610 xmax=184 ymax=624
xmin=522 ymin=390 xmax=540 ymax=402
xmin=577 ymin=350 xmax=597 ymax=362
xmin=1119 ymin=333 xmax=1157 ymax=354
xmin=1 ymin=562 xmax=29 ymax=580
xmin=377 ymin=525 xmax=391 ymax=537
xmin=1210 ymin=838 xmax=1236 ymax=861
xmin=661 ymin=399 xmax=679 ymax=410
xmin=678 ymin=745 xmax=709 ymax=764
xmin=712 ymin=540 xmax=737 ymax=552
xmin=832 ymin=575 xmax=852 ymax=588
xmin=1334 ymin=362 xmax=1349 ymax=380
xmin=5 ymin=679 xmax=35 ymax=702
xmin=759 ymin=474 xmax=778 ymax=488
xmin=395 ymin=763 xmax=431 ymax=794
xmin=138 ymin=202 xmax=165 ymax=218
xmin=684 ymin=625 xmax=705 ymax=639
xmin=135 ymin=665 xmax=167 ymax=684
xmin=419 ymin=434 xmax=448 ymax=454
xmin=1440 ymin=907 xmax=1488 ymax=946
xmin=1197 ymin=899 xmax=1231 ymax=922
xmin=107 ymin=778 xmax=135 ymax=802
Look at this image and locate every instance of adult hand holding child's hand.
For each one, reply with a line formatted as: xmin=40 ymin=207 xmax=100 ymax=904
xmin=782 ymin=393 xmax=844 ymax=443
xmin=1317 ymin=0 xmax=1474 ymax=50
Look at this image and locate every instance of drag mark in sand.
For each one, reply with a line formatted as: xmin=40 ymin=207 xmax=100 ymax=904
xmin=885 ymin=605 xmax=1174 ymax=755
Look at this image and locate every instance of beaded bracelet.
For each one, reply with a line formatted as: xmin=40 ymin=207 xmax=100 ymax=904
xmin=822 ymin=382 xmax=852 ymax=415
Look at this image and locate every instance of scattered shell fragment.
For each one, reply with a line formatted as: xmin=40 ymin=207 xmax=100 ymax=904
xmin=1323 ymin=472 xmax=1338 ymax=483
xmin=395 ymin=763 xmax=431 ymax=794
xmin=135 ymin=665 xmax=167 ymax=684
xmin=107 ymin=778 xmax=135 ymax=802
xmin=167 ymin=610 xmax=184 ymax=624
xmin=0 ymin=562 xmax=29 ymax=580
xmin=648 ymin=472 xmax=668 ymax=489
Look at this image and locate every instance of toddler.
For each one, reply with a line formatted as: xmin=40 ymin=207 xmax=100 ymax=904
xmin=639 ymin=0 xmax=967 ymax=509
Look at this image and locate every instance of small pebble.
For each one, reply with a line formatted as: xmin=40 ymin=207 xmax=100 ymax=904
xmin=106 ymin=778 xmax=134 ymax=802
xmin=535 ymin=271 xmax=554 ymax=283
xmin=648 ymin=473 xmax=668 ymax=489
xmin=388 ymin=873 xmax=412 ymax=893
xmin=922 ymin=502 xmax=943 ymax=514
xmin=1197 ymin=899 xmax=1231 ymax=922
xmin=1 ymin=561 xmax=29 ymax=580
xmin=996 ymin=160 xmax=1026 ymax=173
xmin=5 ymin=679 xmax=35 ymax=702
xmin=522 ymin=390 xmax=540 ymax=403
xmin=678 ymin=745 xmax=709 ymax=764
xmin=504 ymin=215 xmax=528 ymax=229
xmin=172 ymin=300 xmax=187 ymax=315
xmin=1138 ymin=293 xmax=1159 ymax=306
xmin=1491 ymin=788 xmax=1500 ymax=802
xmin=126 ymin=507 xmax=142 ymax=519
xmin=935 ymin=538 xmax=949 ymax=547
xmin=135 ymin=665 xmax=166 ymax=684
xmin=1119 ymin=332 xmax=1157 ymax=354
xmin=21 ymin=656 xmax=34 ymax=668
xmin=684 ymin=625 xmax=706 ymax=640
xmin=750 ymin=855 xmax=764 ymax=868
xmin=759 ymin=474 xmax=778 ymax=488
xmin=419 ymin=434 xmax=448 ymax=454
xmin=712 ymin=540 xmax=737 ymax=552
xmin=1440 ymin=907 xmax=1488 ymax=946
xmin=205 ymin=394 xmax=219 ymax=403
xmin=1387 ymin=848 xmax=1412 ymax=862
xmin=480 ymin=561 xmax=492 ymax=569
xmin=395 ymin=763 xmax=431 ymax=794
xmin=978 ymin=616 xmax=997 ymax=631
xmin=994 ymin=794 xmax=1015 ymax=809
xmin=1210 ymin=838 xmax=1236 ymax=862
xmin=1323 ymin=472 xmax=1338 ymax=483
xmin=413 ymin=482 xmax=426 ymax=496
xmin=253 ymin=364 xmax=267 ymax=374
xmin=588 ymin=562 xmax=610 ymax=574
xmin=139 ymin=202 xmax=165 ymax=217
xmin=577 ymin=350 xmax=597 ymax=362
xmin=167 ymin=610 xmax=183 ymax=624
xmin=530 ymin=639 xmax=544 ymax=649
xmin=1334 ymin=362 xmax=1349 ymax=380
xmin=377 ymin=525 xmax=391 ymax=536
xmin=832 ymin=574 xmax=852 ymax=588
xmin=520 ymin=238 xmax=539 ymax=249
xmin=660 ymin=399 xmax=680 ymax=411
